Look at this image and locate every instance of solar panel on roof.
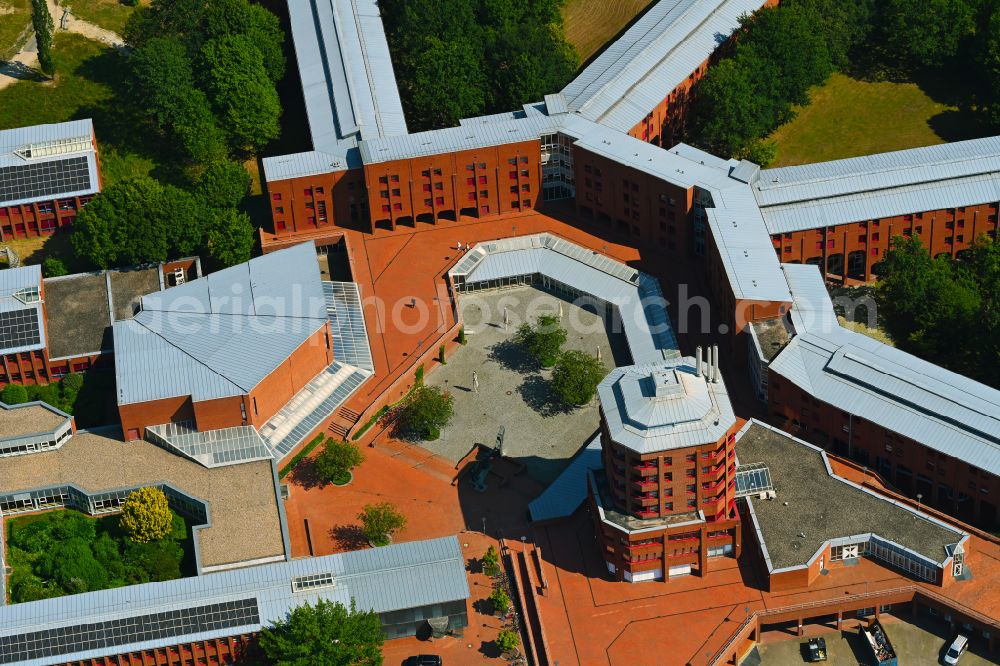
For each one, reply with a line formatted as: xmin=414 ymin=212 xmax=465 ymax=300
xmin=0 ymin=156 xmax=91 ymax=203
xmin=0 ymin=598 xmax=259 ymax=664
xmin=0 ymin=309 xmax=41 ymax=351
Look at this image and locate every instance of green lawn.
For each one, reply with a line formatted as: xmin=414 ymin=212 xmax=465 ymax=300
xmin=563 ymin=0 xmax=653 ymax=64
xmin=65 ymin=0 xmax=141 ymax=35
xmin=768 ymin=72 xmax=983 ymax=167
xmin=0 ymin=0 xmax=31 ymax=58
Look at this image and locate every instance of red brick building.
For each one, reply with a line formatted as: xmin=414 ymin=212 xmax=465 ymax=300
xmin=0 ymin=119 xmax=101 ymax=241
xmin=589 ymin=348 xmax=742 ymax=582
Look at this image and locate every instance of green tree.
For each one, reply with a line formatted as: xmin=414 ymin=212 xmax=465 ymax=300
xmin=551 ymin=350 xmax=606 ymax=407
xmin=206 ymin=208 xmax=255 ymax=267
xmin=489 ymin=587 xmax=511 ymax=614
xmin=482 ymin=544 xmax=500 ymax=576
xmin=196 ymin=161 xmax=252 ymax=208
xmin=200 ymin=34 xmax=281 ymax=150
xmin=129 ymin=37 xmax=197 ymax=128
xmin=980 ymin=5 xmax=1000 ymax=130
xmin=71 ymin=177 xmax=166 ymax=269
xmin=202 ymin=0 xmax=286 ymax=82
xmin=497 ymin=628 xmax=520 ymax=653
xmin=163 ymin=185 xmax=206 ymax=257
xmin=1 ymin=384 xmax=29 ymax=405
xmin=314 ymin=439 xmax=365 ymax=485
xmin=879 ymin=0 xmax=975 ymax=69
xmin=31 ymin=0 xmax=54 ymax=76
xmin=38 ymin=538 xmax=108 ymax=594
xmin=259 ymin=599 xmax=384 ymax=666
xmin=398 ymin=385 xmax=454 ymax=440
xmin=513 ymin=314 xmax=567 ymax=368
xmin=358 ymin=502 xmax=407 ymax=547
xmin=42 ymin=257 xmax=68 ymax=277
xmin=408 ymin=36 xmax=487 ymax=129
xmin=171 ymin=90 xmax=228 ymax=164
xmin=119 ymin=487 xmax=173 ymax=543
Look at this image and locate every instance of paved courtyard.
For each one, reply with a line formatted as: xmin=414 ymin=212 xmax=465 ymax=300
xmin=422 ymin=286 xmax=629 ymax=485
xmin=753 ymin=615 xmax=997 ymax=665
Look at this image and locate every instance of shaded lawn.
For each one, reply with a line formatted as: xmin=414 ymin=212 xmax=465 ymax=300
xmin=562 ymin=0 xmax=654 ymax=66
xmin=0 ymin=0 xmax=31 ymax=57
xmin=768 ymin=72 xmax=986 ymax=167
xmin=0 ymin=33 xmax=182 ymax=188
xmin=65 ymin=0 xmax=141 ymax=35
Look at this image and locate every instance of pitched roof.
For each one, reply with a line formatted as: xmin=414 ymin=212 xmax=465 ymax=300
xmin=114 ymin=244 xmax=328 ymax=405
xmin=0 ymin=264 xmax=46 ymax=355
xmin=0 ymin=119 xmax=100 ymax=208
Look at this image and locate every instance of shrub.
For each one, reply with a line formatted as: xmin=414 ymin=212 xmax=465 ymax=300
xmin=482 ymin=545 xmax=500 ymax=577
xmin=278 ymin=432 xmax=325 ymax=479
xmin=551 ymin=350 xmax=607 ymax=407
xmin=458 ymin=328 xmax=467 ymax=344
xmin=398 ymin=385 xmax=454 ymax=440
xmin=314 ymin=439 xmax=364 ymax=485
xmin=358 ymin=502 xmax=406 ymax=547
xmin=497 ymin=629 xmax=520 ymax=653
xmin=42 ymin=257 xmax=68 ymax=277
xmin=489 ymin=587 xmax=511 ymax=614
xmin=438 ymin=344 xmax=446 ymax=364
xmin=119 ymin=488 xmax=173 ymax=543
xmin=513 ymin=314 xmax=567 ymax=368
xmin=415 ymin=364 xmax=424 ymax=386
xmin=1 ymin=384 xmax=29 ymax=405
xmin=259 ymin=599 xmax=383 ymax=665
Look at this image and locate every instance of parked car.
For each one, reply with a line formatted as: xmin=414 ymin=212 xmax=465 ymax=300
xmin=403 ymin=656 xmax=442 ymax=666
xmin=943 ymin=634 xmax=969 ymax=665
xmin=804 ymin=637 xmax=827 ymax=662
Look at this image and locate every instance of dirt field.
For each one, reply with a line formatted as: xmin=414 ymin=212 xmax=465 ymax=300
xmin=562 ymin=0 xmax=654 ymax=65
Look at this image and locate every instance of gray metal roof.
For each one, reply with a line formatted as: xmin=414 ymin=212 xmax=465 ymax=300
xmin=560 ymin=0 xmax=767 ymax=132
xmin=324 ymin=281 xmax=374 ymax=371
xmin=736 ymin=420 xmax=965 ymax=572
xmin=449 ymin=232 xmax=680 ymax=364
xmin=0 ymin=264 xmax=46 ymax=355
xmin=528 ymin=435 xmax=603 ymax=522
xmin=289 ymin=0 xmax=407 ymax=150
xmin=0 ymin=535 xmax=469 ymax=666
xmin=771 ymin=265 xmax=1000 ymax=476
xmin=597 ymin=356 xmax=736 ymax=454
xmin=113 ymin=244 xmax=329 ymax=405
xmin=0 ymin=119 xmax=100 ymax=207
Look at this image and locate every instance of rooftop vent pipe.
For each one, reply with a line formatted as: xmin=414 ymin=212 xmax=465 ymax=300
xmin=695 ymin=346 xmax=703 ymax=377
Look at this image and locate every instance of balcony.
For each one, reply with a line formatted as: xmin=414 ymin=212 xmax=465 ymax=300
xmin=634 ymin=509 xmax=658 ymax=519
xmin=632 ymin=477 xmax=658 ymax=491
xmin=701 ymin=479 xmax=725 ymax=495
xmin=633 ymin=463 xmax=658 ymax=476
xmin=634 ymin=493 xmax=659 ymax=506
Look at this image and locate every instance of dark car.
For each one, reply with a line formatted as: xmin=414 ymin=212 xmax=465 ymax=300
xmin=804 ymin=637 xmax=827 ymax=662
xmin=402 ymin=656 xmax=442 ymax=666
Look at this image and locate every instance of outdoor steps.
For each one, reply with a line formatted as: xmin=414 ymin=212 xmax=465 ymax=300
xmin=503 ymin=540 xmax=548 ymax=666
xmin=328 ymin=421 xmax=349 ymax=439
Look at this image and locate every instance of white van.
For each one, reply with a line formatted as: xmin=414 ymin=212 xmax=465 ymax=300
xmin=943 ymin=634 xmax=969 ymax=665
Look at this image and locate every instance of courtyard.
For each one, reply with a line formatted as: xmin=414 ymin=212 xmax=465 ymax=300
xmin=421 ymin=286 xmax=630 ymax=485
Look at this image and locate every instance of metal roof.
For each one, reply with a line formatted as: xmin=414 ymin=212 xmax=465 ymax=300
xmin=261 ymin=146 xmax=360 ymax=182
xmin=113 ymin=244 xmax=329 ymax=405
xmin=560 ymin=0 xmax=768 ymax=132
xmin=449 ymin=233 xmax=680 ymax=364
xmin=0 ymin=120 xmax=100 ymax=208
xmin=597 ymin=356 xmax=736 ymax=454
xmin=528 ymin=435 xmax=603 ymax=522
xmin=0 ymin=265 xmax=46 ymax=355
xmin=289 ymin=0 xmax=407 ymax=151
xmin=0 ymin=536 xmax=469 ymax=666
xmin=770 ymin=266 xmax=1000 ymax=476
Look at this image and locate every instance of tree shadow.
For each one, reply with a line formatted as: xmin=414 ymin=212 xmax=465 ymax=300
xmin=0 ymin=60 xmax=43 ymax=82
xmin=288 ymin=458 xmax=324 ymax=490
xmin=478 ymin=640 xmax=502 ymax=659
xmin=517 ymin=374 xmax=572 ymax=418
xmin=467 ymin=556 xmax=483 ymax=574
xmin=472 ymin=598 xmax=494 ymax=616
xmin=487 ymin=339 xmax=536 ymax=374
xmin=328 ymin=524 xmax=367 ymax=551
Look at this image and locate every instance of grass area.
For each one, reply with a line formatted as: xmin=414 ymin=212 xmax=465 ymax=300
xmin=768 ymin=72 xmax=984 ymax=167
xmin=562 ymin=0 xmax=653 ymax=65
xmin=65 ymin=0 xmax=141 ymax=35
xmin=838 ymin=316 xmax=895 ymax=346
xmin=278 ymin=433 xmax=326 ymax=479
xmin=5 ymin=508 xmax=195 ymax=603
xmin=0 ymin=0 xmax=31 ymax=58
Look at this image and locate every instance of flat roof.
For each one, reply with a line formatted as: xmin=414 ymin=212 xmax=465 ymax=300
xmin=736 ymin=420 xmax=964 ymax=571
xmin=109 ymin=267 xmax=161 ymax=321
xmin=0 ymin=401 xmax=70 ymax=440
xmin=598 ymin=356 xmax=735 ymax=454
xmin=43 ymin=272 xmax=113 ymax=359
xmin=750 ymin=318 xmax=790 ymax=362
xmin=0 ymin=429 xmax=286 ymax=570
xmin=0 ymin=536 xmax=467 ymax=666
xmin=0 ymin=120 xmax=100 ymax=208
xmin=771 ymin=265 xmax=1000 ymax=477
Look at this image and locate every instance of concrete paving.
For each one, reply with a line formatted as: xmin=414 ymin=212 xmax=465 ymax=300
xmin=754 ymin=617 xmax=997 ymax=665
xmin=421 ymin=286 xmax=629 ymax=485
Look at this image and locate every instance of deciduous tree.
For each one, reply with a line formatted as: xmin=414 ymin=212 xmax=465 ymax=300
xmin=315 ymin=439 xmax=365 ymax=486
xmin=513 ymin=314 xmax=567 ymax=368
xmin=120 ymin=487 xmax=173 ymax=543
xmin=205 ymin=208 xmax=255 ymax=268
xmin=259 ymin=599 xmax=384 ymax=666
xmin=196 ymin=160 xmax=252 ymax=208
xmin=358 ymin=502 xmax=406 ymax=547
xmin=398 ymin=385 xmax=454 ymax=440
xmin=551 ymin=350 xmax=606 ymax=407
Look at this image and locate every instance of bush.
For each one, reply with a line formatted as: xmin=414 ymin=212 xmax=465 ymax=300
xmin=513 ymin=314 xmax=567 ymax=368
xmin=259 ymin=599 xmax=383 ymax=665
xmin=1 ymin=384 xmax=29 ymax=405
xmin=482 ymin=544 xmax=500 ymax=577
xmin=42 ymin=257 xmax=68 ymax=277
xmin=119 ymin=488 xmax=173 ymax=543
xmin=551 ymin=350 xmax=607 ymax=407
xmin=196 ymin=160 xmax=252 ymax=208
xmin=497 ymin=629 xmax=520 ymax=653
xmin=358 ymin=502 xmax=406 ymax=547
xmin=489 ymin=587 xmax=511 ymax=614
xmin=279 ymin=432 xmax=325 ymax=479
xmin=314 ymin=439 xmax=364 ymax=485
xmin=397 ymin=385 xmax=454 ymax=441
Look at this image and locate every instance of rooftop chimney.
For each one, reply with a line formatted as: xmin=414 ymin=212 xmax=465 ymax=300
xmin=695 ymin=345 xmax=703 ymax=377
xmin=712 ymin=345 xmax=720 ymax=383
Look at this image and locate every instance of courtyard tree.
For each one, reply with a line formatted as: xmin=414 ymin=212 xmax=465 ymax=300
xmin=314 ymin=439 xmax=364 ymax=486
xmin=497 ymin=628 xmax=520 ymax=654
xmin=398 ymin=385 xmax=454 ymax=440
xmin=358 ymin=502 xmax=407 ymax=547
xmin=513 ymin=314 xmax=567 ymax=368
xmin=482 ymin=544 xmax=500 ymax=576
xmin=258 ymin=599 xmax=383 ymax=666
xmin=206 ymin=208 xmax=255 ymax=268
xmin=119 ymin=487 xmax=173 ymax=543
xmin=489 ymin=587 xmax=511 ymax=615
xmin=1 ymin=384 xmax=29 ymax=405
xmin=878 ymin=0 xmax=975 ymax=69
xmin=551 ymin=350 xmax=606 ymax=407
xmin=31 ymin=0 xmax=54 ymax=76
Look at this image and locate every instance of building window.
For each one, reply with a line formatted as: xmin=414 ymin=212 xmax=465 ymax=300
xmin=271 ymin=193 xmax=282 ymax=201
